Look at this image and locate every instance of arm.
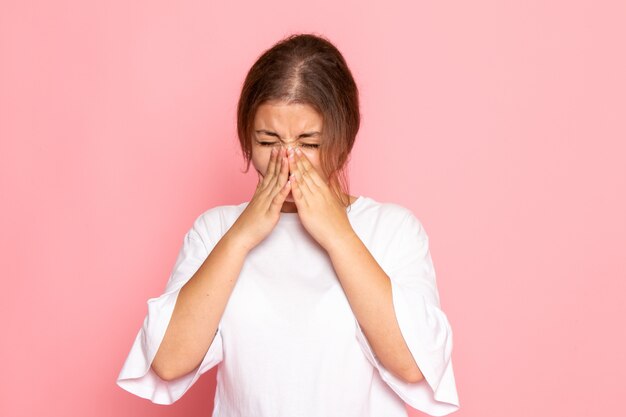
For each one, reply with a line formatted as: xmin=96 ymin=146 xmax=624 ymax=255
xmin=326 ymin=232 xmax=424 ymax=384
xmin=153 ymin=147 xmax=293 ymax=381
xmin=285 ymin=147 xmax=422 ymax=383
xmin=151 ymin=228 xmax=249 ymax=381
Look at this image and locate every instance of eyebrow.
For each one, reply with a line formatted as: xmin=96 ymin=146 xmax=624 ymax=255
xmin=255 ymin=129 xmax=321 ymax=140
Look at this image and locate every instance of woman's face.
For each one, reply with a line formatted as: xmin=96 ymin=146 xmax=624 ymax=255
xmin=251 ymin=100 xmax=325 ymax=203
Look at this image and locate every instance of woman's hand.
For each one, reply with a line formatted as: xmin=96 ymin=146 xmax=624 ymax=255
xmin=288 ymin=147 xmax=355 ymax=251
xmin=229 ymin=146 xmax=291 ymax=251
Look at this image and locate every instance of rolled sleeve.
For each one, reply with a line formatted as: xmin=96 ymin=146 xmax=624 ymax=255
xmin=355 ymin=212 xmax=460 ymax=416
xmin=116 ymin=225 xmax=224 ymax=404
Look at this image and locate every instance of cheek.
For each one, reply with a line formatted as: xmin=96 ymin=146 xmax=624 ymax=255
xmin=306 ymin=156 xmax=327 ymax=180
xmin=251 ymin=152 xmax=269 ymax=176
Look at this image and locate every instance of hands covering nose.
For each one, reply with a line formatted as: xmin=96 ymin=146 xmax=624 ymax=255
xmin=231 ymin=145 xmax=354 ymax=253
xmin=286 ymin=146 xmax=354 ymax=252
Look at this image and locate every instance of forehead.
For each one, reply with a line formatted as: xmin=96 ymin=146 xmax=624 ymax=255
xmin=253 ymin=101 xmax=322 ymax=129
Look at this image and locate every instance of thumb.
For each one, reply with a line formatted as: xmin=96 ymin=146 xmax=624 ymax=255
xmin=270 ymin=179 xmax=291 ymax=211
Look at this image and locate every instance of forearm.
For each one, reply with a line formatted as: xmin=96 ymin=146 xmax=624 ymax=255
xmin=151 ymin=228 xmax=249 ymax=381
xmin=326 ymin=232 xmax=424 ymax=383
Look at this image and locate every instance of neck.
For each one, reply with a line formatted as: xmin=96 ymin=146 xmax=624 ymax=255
xmin=280 ymin=201 xmax=298 ymax=213
xmin=280 ymin=194 xmax=356 ymax=213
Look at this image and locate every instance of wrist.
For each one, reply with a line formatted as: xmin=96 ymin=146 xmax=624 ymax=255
xmin=323 ymin=227 xmax=359 ymax=255
xmin=221 ymin=226 xmax=254 ymax=255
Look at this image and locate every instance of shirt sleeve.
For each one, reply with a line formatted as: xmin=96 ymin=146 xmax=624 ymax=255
xmin=116 ymin=224 xmax=224 ymax=405
xmin=354 ymin=211 xmax=460 ymax=416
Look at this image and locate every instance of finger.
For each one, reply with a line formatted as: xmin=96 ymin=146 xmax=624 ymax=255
xmin=270 ymin=175 xmax=291 ymax=211
xmin=290 ymin=151 xmax=314 ymax=197
xmin=261 ymin=147 xmax=279 ymax=189
xmin=294 ymin=150 xmax=318 ymax=193
xmin=287 ymin=149 xmax=305 ymax=193
xmin=255 ymin=169 xmax=263 ymax=190
xmin=292 ymin=164 xmax=313 ymax=200
xmin=295 ymin=147 xmax=324 ymax=187
xmin=270 ymin=148 xmax=289 ymax=198
xmin=289 ymin=171 xmax=307 ymax=205
xmin=273 ymin=145 xmax=282 ymax=178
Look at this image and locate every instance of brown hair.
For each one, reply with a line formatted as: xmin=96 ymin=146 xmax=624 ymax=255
xmin=236 ymin=32 xmax=360 ymax=207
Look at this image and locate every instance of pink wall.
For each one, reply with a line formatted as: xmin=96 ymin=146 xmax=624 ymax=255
xmin=1 ymin=1 xmax=625 ymax=416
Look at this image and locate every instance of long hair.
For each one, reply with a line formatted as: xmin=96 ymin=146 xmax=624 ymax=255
xmin=236 ymin=33 xmax=360 ymax=207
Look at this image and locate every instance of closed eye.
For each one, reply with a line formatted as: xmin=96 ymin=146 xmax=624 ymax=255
xmin=258 ymin=142 xmax=320 ymax=149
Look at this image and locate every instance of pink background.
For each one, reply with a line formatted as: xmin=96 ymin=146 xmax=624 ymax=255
xmin=1 ymin=1 xmax=625 ymax=416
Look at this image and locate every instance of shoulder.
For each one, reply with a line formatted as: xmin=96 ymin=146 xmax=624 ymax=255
xmin=188 ymin=201 xmax=248 ymax=246
xmin=353 ymin=197 xmax=429 ymax=271
xmin=356 ymin=196 xmax=424 ymax=232
xmin=354 ymin=196 xmax=429 ymax=250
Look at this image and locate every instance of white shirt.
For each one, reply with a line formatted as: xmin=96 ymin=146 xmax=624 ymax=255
xmin=116 ymin=195 xmax=460 ymax=416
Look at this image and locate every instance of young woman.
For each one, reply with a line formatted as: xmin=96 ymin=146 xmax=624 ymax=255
xmin=116 ymin=33 xmax=460 ymax=416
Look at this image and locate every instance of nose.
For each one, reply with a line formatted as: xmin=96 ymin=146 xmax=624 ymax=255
xmin=278 ymin=144 xmax=298 ymax=175
xmin=278 ymin=143 xmax=299 ymax=152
